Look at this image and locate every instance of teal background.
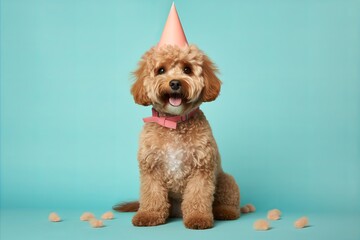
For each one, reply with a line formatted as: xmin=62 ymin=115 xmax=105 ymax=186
xmin=1 ymin=0 xmax=359 ymax=239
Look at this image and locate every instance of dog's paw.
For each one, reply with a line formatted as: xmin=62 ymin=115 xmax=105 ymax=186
xmin=183 ymin=213 xmax=214 ymax=230
xmin=132 ymin=211 xmax=166 ymax=227
xmin=213 ymin=205 xmax=240 ymax=220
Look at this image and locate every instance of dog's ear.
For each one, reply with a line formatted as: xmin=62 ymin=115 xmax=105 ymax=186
xmin=131 ymin=59 xmax=151 ymax=106
xmin=202 ymin=55 xmax=222 ymax=102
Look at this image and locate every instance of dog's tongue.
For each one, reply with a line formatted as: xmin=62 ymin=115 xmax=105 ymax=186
xmin=169 ymin=97 xmax=182 ymax=107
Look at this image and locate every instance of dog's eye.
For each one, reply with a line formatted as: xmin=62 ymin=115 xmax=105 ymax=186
xmin=183 ymin=66 xmax=192 ymax=75
xmin=157 ymin=67 xmax=166 ymax=75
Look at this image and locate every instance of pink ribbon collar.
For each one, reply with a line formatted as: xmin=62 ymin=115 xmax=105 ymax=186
xmin=143 ymin=108 xmax=199 ymax=129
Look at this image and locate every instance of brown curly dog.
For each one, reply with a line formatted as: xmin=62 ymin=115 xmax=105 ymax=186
xmin=114 ymin=44 xmax=245 ymax=229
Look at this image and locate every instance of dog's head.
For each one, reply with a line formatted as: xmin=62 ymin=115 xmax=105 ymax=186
xmin=131 ymin=45 xmax=221 ymax=115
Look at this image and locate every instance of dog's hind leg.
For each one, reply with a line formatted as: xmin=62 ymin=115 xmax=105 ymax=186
xmin=212 ymin=172 xmax=241 ymax=220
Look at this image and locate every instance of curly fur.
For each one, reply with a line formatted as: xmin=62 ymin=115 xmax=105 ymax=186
xmin=120 ymin=45 xmax=241 ymax=229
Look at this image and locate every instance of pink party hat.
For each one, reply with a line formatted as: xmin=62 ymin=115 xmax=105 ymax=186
xmin=158 ymin=3 xmax=188 ymax=48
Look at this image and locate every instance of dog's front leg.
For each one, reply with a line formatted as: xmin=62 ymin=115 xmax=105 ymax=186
xmin=182 ymin=170 xmax=215 ymax=229
xmin=132 ymin=172 xmax=169 ymax=226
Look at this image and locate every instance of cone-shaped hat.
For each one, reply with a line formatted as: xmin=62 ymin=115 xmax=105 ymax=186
xmin=158 ymin=3 xmax=188 ymax=48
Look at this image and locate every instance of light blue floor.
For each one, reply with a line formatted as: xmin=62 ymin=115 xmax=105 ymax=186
xmin=1 ymin=209 xmax=359 ymax=240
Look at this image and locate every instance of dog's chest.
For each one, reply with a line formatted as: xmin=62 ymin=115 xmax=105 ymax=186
xmin=164 ymin=146 xmax=186 ymax=180
xmin=163 ymin=143 xmax=192 ymax=194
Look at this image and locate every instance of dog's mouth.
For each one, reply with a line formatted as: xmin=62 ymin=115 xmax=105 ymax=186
xmin=164 ymin=93 xmax=184 ymax=107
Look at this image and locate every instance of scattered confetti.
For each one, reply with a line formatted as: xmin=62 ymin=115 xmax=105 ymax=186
xmin=89 ymin=219 xmax=104 ymax=228
xmin=49 ymin=212 xmax=61 ymax=222
xmin=267 ymin=209 xmax=281 ymax=220
xmin=80 ymin=212 xmax=95 ymax=221
xmin=101 ymin=211 xmax=114 ymax=220
xmin=294 ymin=216 xmax=309 ymax=229
xmin=253 ymin=219 xmax=270 ymax=231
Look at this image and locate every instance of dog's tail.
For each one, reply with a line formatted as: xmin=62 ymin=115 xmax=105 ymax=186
xmin=113 ymin=201 xmax=139 ymax=212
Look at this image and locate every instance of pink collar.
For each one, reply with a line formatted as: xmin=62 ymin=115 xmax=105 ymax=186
xmin=143 ymin=108 xmax=200 ymax=129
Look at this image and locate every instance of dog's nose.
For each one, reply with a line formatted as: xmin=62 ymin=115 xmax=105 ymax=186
xmin=169 ymin=80 xmax=181 ymax=90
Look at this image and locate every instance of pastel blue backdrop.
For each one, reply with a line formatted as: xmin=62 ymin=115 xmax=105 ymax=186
xmin=1 ymin=0 xmax=359 ymax=239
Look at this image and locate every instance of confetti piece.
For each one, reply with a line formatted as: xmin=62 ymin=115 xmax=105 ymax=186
xmin=294 ymin=216 xmax=309 ymax=229
xmin=246 ymin=204 xmax=256 ymax=212
xmin=80 ymin=212 xmax=95 ymax=221
xmin=253 ymin=219 xmax=270 ymax=231
xmin=89 ymin=219 xmax=104 ymax=228
xmin=49 ymin=212 xmax=61 ymax=222
xmin=101 ymin=211 xmax=114 ymax=220
xmin=241 ymin=205 xmax=250 ymax=213
xmin=267 ymin=209 xmax=281 ymax=220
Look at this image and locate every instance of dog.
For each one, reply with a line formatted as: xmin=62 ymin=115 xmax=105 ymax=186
xmin=114 ymin=44 xmax=243 ymax=229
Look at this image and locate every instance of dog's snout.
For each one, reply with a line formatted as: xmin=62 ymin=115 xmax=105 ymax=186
xmin=169 ymin=80 xmax=181 ymax=90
